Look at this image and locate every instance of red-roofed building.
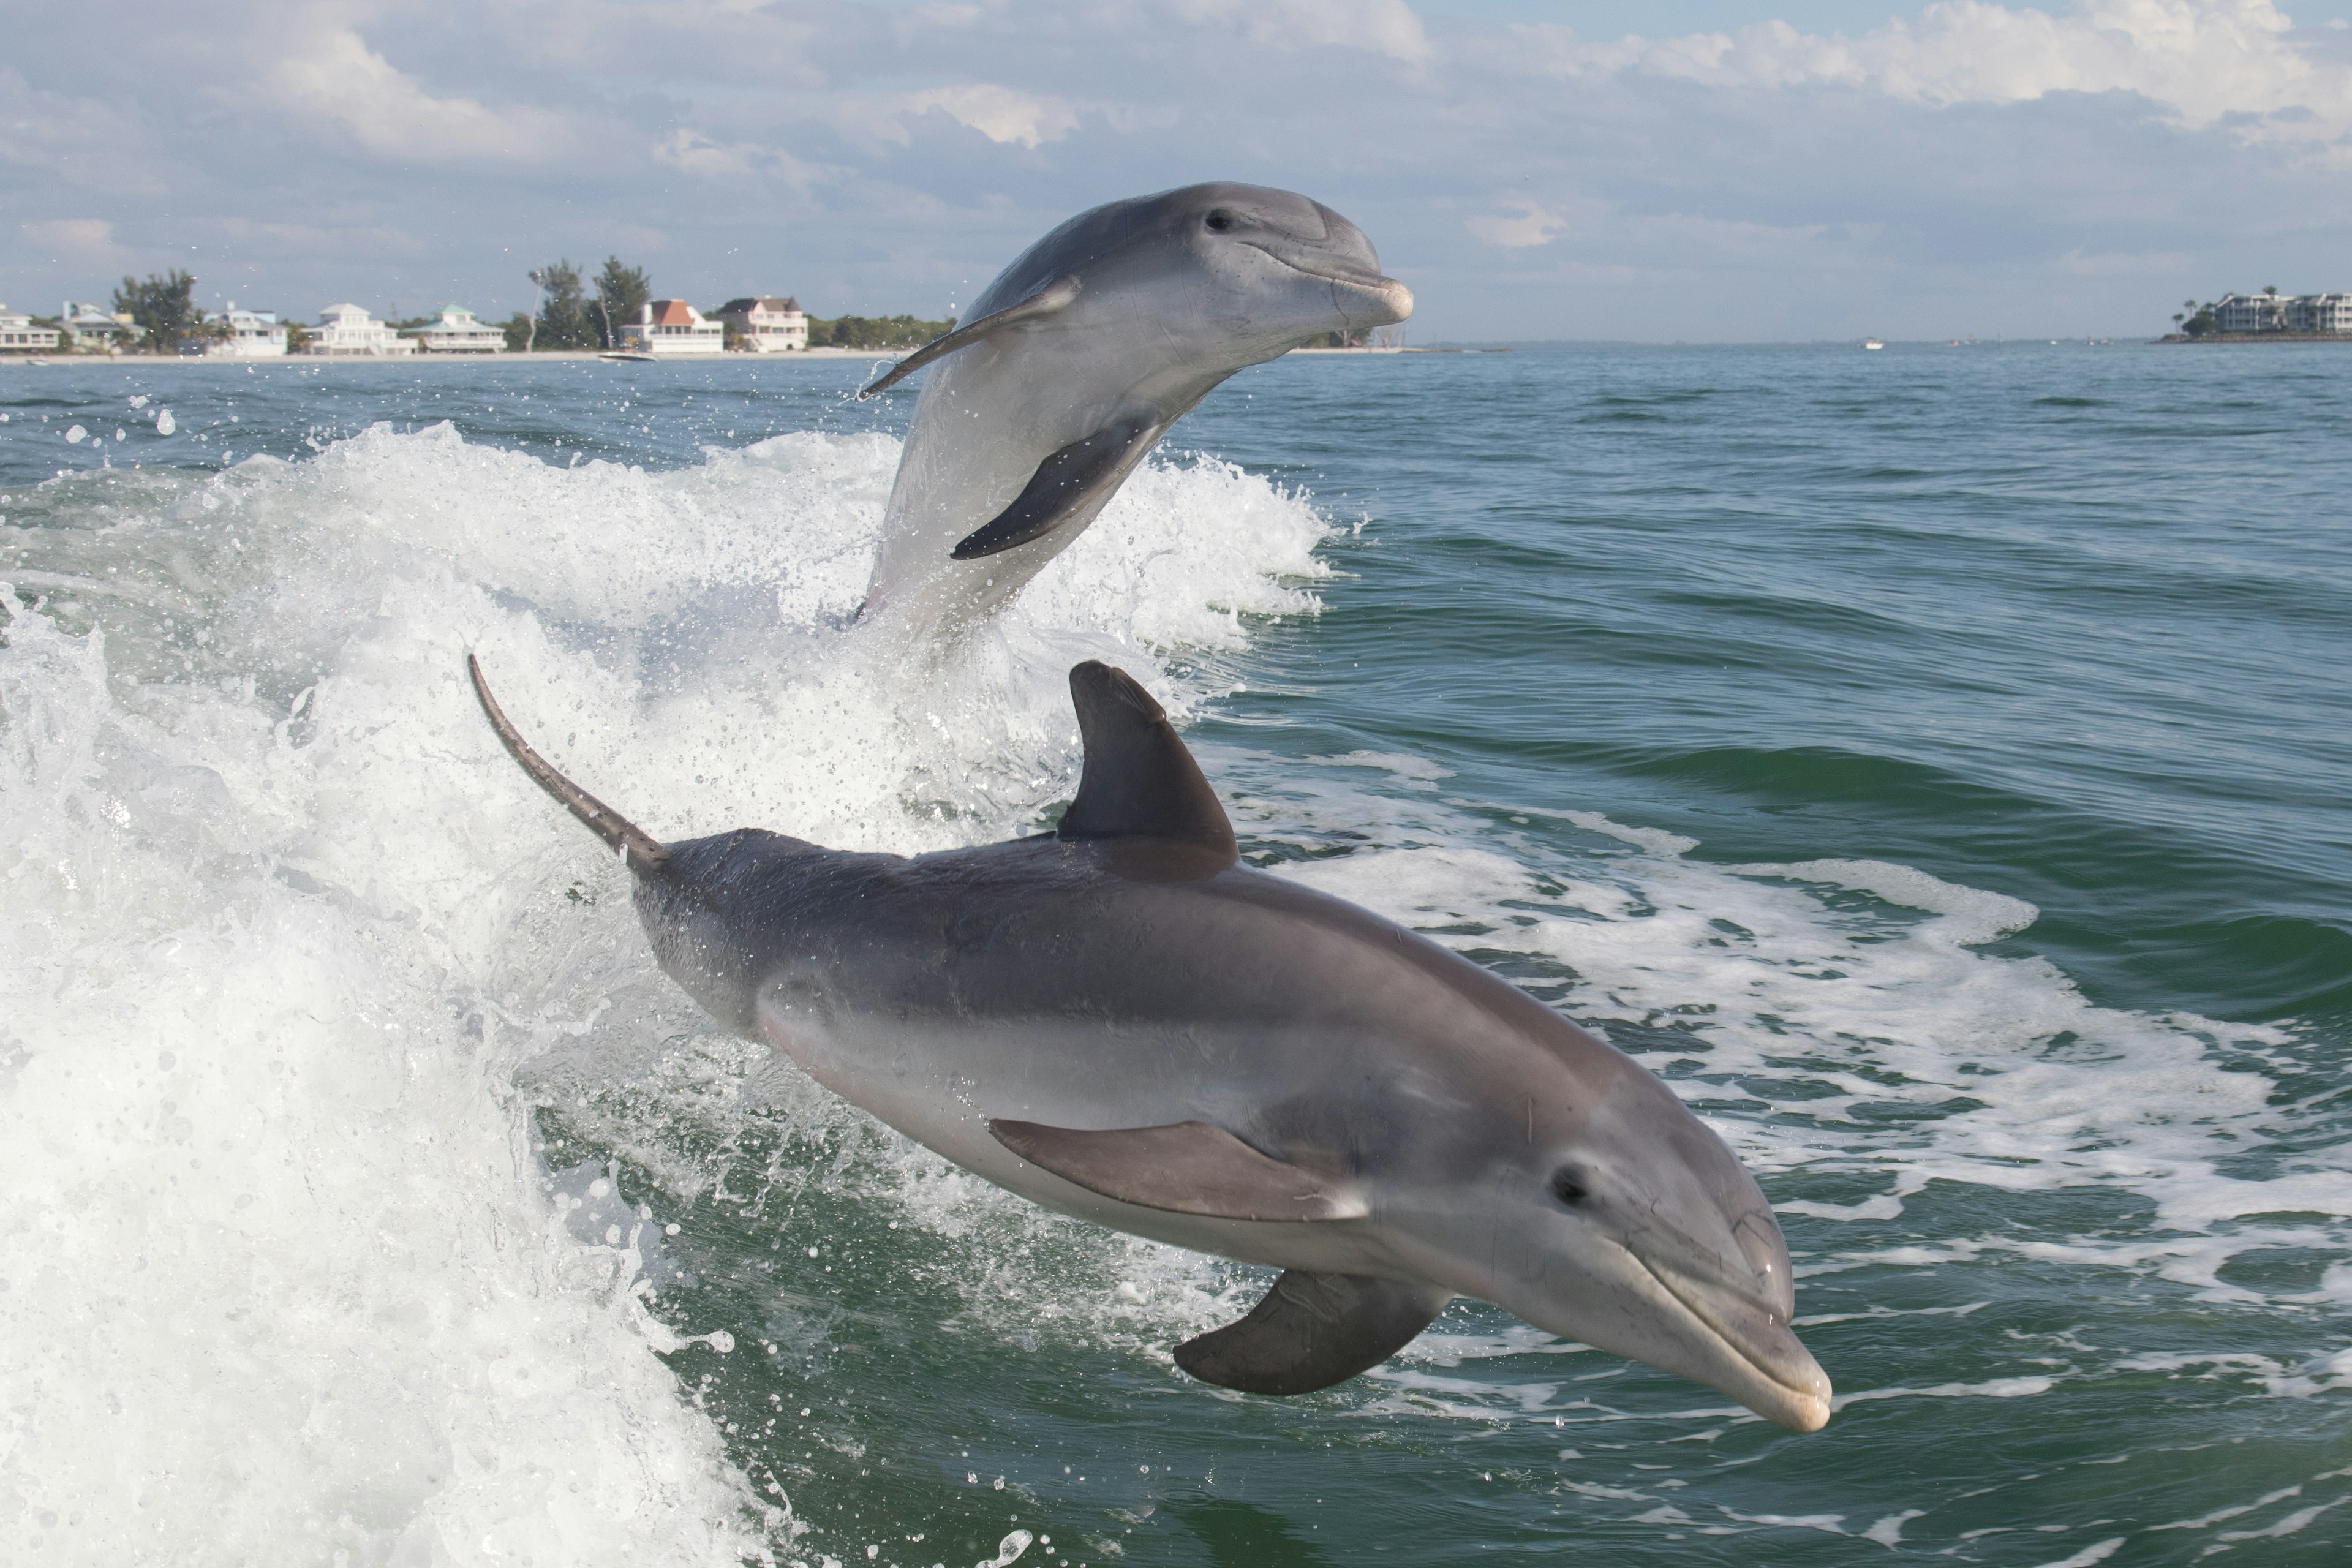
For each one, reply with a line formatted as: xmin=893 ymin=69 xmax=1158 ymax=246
xmin=617 ymin=298 xmax=723 ymax=355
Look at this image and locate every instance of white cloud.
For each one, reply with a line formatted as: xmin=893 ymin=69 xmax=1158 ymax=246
xmin=1524 ymin=0 xmax=2352 ymax=144
xmin=4 ymin=0 xmax=2349 ymax=341
xmin=899 ymin=84 xmax=1080 ymax=148
xmin=20 ymin=217 xmax=121 ymax=261
xmin=1168 ymin=0 xmax=1431 ymax=63
xmin=2055 ymin=244 xmax=2195 ymax=274
xmin=656 ymin=129 xmax=761 ymax=180
xmin=271 ymin=27 xmax=571 ymax=165
xmin=1466 ymin=200 xmax=1567 ymax=249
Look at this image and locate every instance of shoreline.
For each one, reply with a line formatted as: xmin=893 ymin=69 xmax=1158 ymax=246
xmin=0 ymin=345 xmax=905 ymax=367
xmin=2156 ymin=332 xmax=2352 ymax=345
xmin=4 ymin=345 xmax=1513 ymax=368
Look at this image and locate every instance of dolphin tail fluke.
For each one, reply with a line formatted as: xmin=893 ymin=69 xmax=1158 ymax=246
xmin=1175 ymin=1271 xmax=1452 ymax=1396
xmin=466 ymin=654 xmax=670 ymax=875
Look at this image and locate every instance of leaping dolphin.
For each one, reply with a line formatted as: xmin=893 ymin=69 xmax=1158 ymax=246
xmin=469 ymin=657 xmax=1832 ymax=1430
xmin=856 ymin=183 xmax=1413 ymax=638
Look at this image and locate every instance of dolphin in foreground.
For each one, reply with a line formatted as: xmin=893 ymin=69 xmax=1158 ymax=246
xmin=856 ymin=183 xmax=1414 ymax=638
xmin=469 ymin=656 xmax=1832 ymax=1430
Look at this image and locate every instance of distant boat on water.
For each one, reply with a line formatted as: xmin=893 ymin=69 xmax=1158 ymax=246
xmin=1863 ymin=338 xmax=1885 ymax=350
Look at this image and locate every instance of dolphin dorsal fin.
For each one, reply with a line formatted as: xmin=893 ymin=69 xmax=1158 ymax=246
xmin=1056 ymin=662 xmax=1237 ymax=862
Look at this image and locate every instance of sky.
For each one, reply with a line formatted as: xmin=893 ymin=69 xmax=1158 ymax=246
xmin=7 ymin=0 xmax=2352 ymax=341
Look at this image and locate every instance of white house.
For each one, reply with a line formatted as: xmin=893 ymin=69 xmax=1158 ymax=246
xmin=2211 ymin=291 xmax=2352 ymax=334
xmin=61 ymin=302 xmax=135 ymax=351
xmin=203 ymin=305 xmax=289 ymax=358
xmin=416 ymin=304 xmax=505 ymax=352
xmin=306 ymin=303 xmax=415 ymax=356
xmin=2213 ymin=293 xmax=2291 ymax=334
xmin=2287 ymin=293 xmax=2352 ymax=334
xmin=715 ymin=296 xmax=809 ymax=352
xmin=0 ymin=305 xmax=60 ymax=353
xmin=617 ymin=298 xmax=725 ymax=355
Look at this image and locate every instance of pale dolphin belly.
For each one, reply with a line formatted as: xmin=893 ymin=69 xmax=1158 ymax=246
xmin=729 ymin=844 xmax=1572 ymax=1279
xmin=755 ymin=1005 xmax=1425 ymax=1276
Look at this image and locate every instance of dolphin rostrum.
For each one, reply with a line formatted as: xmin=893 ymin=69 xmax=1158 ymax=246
xmin=856 ymin=183 xmax=1414 ymax=638
xmin=470 ymin=656 xmax=1832 ymax=1430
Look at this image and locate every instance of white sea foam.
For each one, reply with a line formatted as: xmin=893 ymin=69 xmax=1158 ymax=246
xmin=1272 ymin=823 xmax=2348 ymax=1273
xmin=0 ymin=423 xmax=1333 ymax=1561
xmin=15 ymin=412 xmax=2340 ymax=1562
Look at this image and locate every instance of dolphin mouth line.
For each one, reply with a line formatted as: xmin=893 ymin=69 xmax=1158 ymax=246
xmin=1240 ymin=241 xmax=1403 ymax=293
xmin=1627 ymin=1249 xmax=1829 ymax=1427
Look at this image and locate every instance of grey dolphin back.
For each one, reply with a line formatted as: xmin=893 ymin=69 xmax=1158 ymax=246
xmin=467 ymin=655 xmax=670 ymax=875
xmin=951 ymin=415 xmax=1161 ymax=559
xmin=856 ymin=274 xmax=1082 ymax=399
xmin=1175 ymin=1272 xmax=1454 ymax=1396
xmin=1056 ymin=661 xmax=1237 ymax=860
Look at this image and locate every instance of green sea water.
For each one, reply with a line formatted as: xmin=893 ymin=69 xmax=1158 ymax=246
xmin=2 ymin=342 xmax=2345 ymax=1565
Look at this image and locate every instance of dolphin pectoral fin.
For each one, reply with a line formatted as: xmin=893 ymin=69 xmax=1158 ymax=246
xmin=988 ymin=1119 xmax=1364 ymax=1221
xmin=857 ymin=274 xmax=1082 ymax=398
xmin=1054 ymin=662 xmax=1238 ymax=859
xmin=1175 ymin=1271 xmax=1452 ymax=1396
xmin=949 ymin=416 xmax=1160 ymax=560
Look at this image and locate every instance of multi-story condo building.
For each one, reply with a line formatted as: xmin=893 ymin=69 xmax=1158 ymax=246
xmin=715 ymin=296 xmax=809 ymax=352
xmin=618 ymin=299 xmax=725 ymax=355
xmin=202 ymin=306 xmax=289 ymax=358
xmin=2211 ymin=291 xmax=2352 ymax=334
xmin=2286 ymin=293 xmax=2352 ymax=333
xmin=416 ymin=305 xmax=505 ymax=352
xmin=305 ymin=303 xmax=415 ymax=356
xmin=2214 ymin=293 xmax=2292 ymax=333
xmin=0 ymin=305 xmax=61 ymax=353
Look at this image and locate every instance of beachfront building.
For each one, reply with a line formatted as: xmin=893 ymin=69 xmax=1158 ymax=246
xmin=715 ymin=296 xmax=809 ymax=352
xmin=415 ymin=304 xmax=505 ymax=352
xmin=2211 ymin=291 xmax=2352 ymax=335
xmin=617 ymin=298 xmax=725 ymax=355
xmin=0 ymin=306 xmax=61 ymax=353
xmin=61 ymin=302 xmax=135 ymax=351
xmin=306 ymin=303 xmax=415 ymax=356
xmin=202 ymin=306 xmax=289 ymax=358
xmin=2214 ymin=293 xmax=2292 ymax=334
xmin=2288 ymin=293 xmax=2352 ymax=333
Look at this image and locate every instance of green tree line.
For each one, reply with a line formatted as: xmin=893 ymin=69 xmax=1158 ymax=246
xmin=804 ymin=314 xmax=954 ymax=349
xmin=519 ymin=257 xmax=952 ymax=350
xmin=77 ymin=262 xmax=957 ymax=354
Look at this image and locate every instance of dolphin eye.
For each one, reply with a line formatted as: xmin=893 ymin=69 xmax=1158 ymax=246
xmin=1204 ymin=209 xmax=1237 ymax=233
xmin=1549 ymin=1167 xmax=1591 ymax=1208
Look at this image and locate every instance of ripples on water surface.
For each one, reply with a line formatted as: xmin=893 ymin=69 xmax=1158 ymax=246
xmin=2 ymin=343 xmax=2346 ymax=1565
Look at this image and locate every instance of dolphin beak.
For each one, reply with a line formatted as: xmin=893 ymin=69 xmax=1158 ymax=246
xmin=1632 ymin=1251 xmax=1833 ymax=1432
xmin=1242 ymin=240 xmax=1415 ymax=325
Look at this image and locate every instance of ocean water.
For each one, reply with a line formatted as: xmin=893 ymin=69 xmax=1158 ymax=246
xmin=1 ymin=342 xmax=2346 ymax=1567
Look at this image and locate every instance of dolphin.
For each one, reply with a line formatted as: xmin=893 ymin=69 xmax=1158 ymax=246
xmin=468 ymin=656 xmax=1832 ymax=1430
xmin=856 ymin=183 xmax=1413 ymax=638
